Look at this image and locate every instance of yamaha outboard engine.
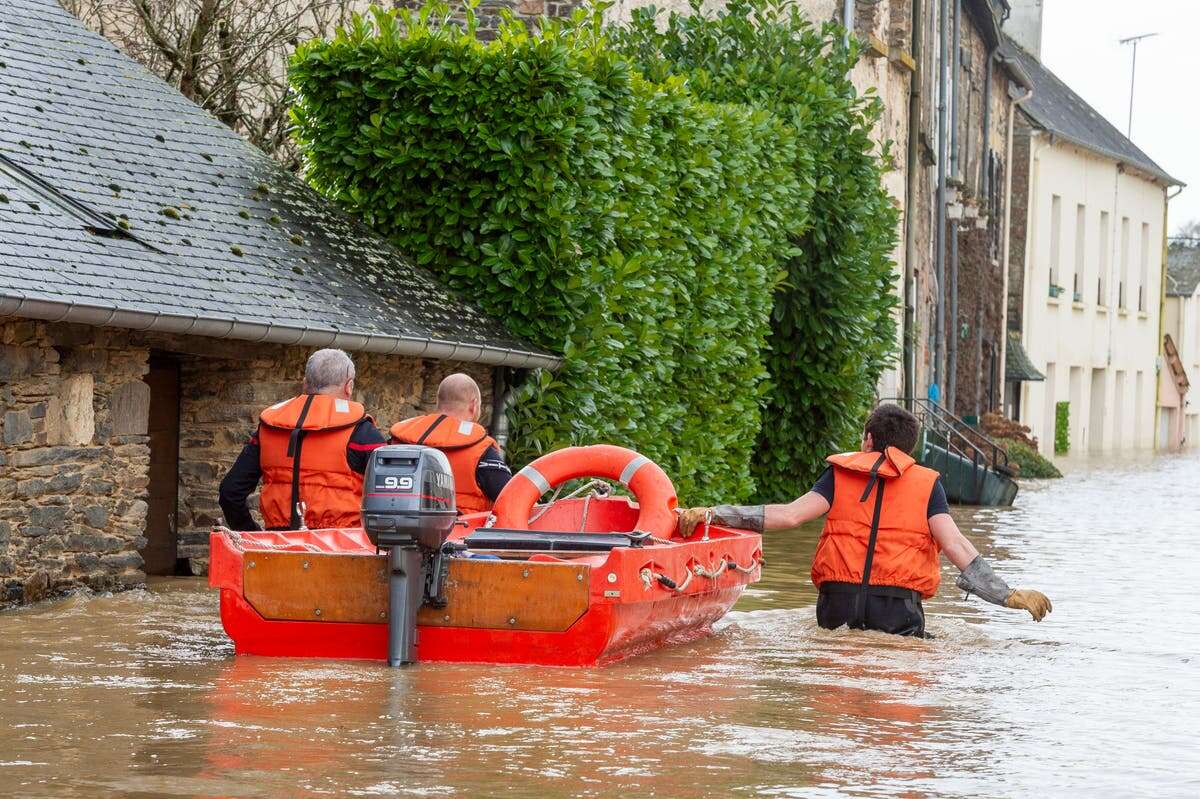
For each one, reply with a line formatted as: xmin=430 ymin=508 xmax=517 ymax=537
xmin=361 ymin=445 xmax=458 ymax=666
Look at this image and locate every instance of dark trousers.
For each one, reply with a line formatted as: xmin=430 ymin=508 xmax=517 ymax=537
xmin=817 ymin=582 xmax=927 ymax=638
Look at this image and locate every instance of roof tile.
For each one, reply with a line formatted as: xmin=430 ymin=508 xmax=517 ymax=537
xmin=1001 ymin=38 xmax=1181 ymax=187
xmin=0 ymin=0 xmax=557 ymax=367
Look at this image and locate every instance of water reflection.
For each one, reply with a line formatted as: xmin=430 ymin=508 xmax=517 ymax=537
xmin=1 ymin=452 xmax=1199 ymax=797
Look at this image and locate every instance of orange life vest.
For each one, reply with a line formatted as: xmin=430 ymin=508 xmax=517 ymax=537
xmin=390 ymin=413 xmax=498 ymax=515
xmin=810 ymin=447 xmax=942 ymax=598
xmin=258 ymin=394 xmax=368 ymax=530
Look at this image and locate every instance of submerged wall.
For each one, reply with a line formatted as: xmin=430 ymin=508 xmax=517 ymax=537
xmin=0 ymin=320 xmax=150 ymax=603
xmin=0 ymin=317 xmax=494 ymax=604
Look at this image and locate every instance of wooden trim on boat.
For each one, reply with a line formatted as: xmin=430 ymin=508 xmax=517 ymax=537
xmin=243 ymin=551 xmax=388 ymax=624
xmin=242 ymin=552 xmax=591 ymax=632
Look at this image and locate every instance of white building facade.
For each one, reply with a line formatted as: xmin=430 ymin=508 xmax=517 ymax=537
xmin=1018 ymin=142 xmax=1169 ymax=454
xmin=1002 ymin=41 xmax=1180 ymax=456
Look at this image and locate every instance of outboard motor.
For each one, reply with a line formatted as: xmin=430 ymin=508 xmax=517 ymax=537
xmin=361 ymin=445 xmax=458 ymax=666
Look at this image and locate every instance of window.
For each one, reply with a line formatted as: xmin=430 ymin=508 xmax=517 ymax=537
xmin=1139 ymin=222 xmax=1150 ymax=312
xmin=988 ymin=154 xmax=1004 ymax=260
xmin=1119 ymin=216 xmax=1130 ymax=310
xmin=1074 ymin=204 xmax=1086 ymax=301
xmin=1049 ymin=194 xmax=1062 ymax=296
xmin=1098 ymin=211 xmax=1110 ymax=306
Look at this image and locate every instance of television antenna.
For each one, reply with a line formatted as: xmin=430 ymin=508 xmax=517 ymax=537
xmin=1118 ymin=32 xmax=1159 ymax=139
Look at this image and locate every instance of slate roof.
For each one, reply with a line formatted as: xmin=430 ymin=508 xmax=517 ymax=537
xmin=0 ymin=0 xmax=558 ymax=368
xmin=1167 ymin=247 xmax=1200 ymax=298
xmin=1001 ymin=38 xmax=1181 ymax=187
xmin=1005 ymin=332 xmax=1044 ymax=382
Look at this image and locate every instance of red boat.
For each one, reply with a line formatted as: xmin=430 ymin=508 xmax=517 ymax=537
xmin=209 ymin=445 xmax=763 ymax=666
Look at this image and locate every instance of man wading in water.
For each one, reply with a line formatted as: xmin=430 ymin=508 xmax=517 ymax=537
xmin=677 ymin=403 xmax=1052 ymax=637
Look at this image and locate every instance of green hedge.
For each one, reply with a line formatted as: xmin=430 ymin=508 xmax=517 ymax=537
xmin=290 ymin=5 xmax=798 ymax=502
xmin=612 ymin=0 xmax=900 ymax=499
xmin=1054 ymin=401 xmax=1070 ymax=454
xmin=1005 ymin=440 xmax=1062 ymax=479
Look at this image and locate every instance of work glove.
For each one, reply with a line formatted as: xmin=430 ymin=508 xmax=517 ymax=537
xmin=1005 ymin=588 xmax=1053 ymax=622
xmin=675 ymin=507 xmax=710 ymax=538
xmin=957 ymin=556 xmax=1053 ymax=622
xmin=675 ymin=505 xmax=766 ymax=537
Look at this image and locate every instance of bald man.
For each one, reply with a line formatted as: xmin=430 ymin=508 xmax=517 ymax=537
xmin=389 ymin=374 xmax=512 ymax=515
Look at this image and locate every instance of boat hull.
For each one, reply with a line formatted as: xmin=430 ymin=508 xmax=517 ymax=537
xmin=209 ymin=498 xmax=762 ymax=666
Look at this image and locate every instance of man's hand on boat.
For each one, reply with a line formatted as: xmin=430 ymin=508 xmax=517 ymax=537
xmin=676 ymin=505 xmax=767 ymax=536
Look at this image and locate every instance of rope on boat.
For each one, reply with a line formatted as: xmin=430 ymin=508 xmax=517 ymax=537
xmin=692 ymin=559 xmax=727 ymax=580
xmin=218 ymin=526 xmax=322 ymax=553
xmin=729 ymin=559 xmax=762 ymax=575
xmin=640 ymin=556 xmax=762 ymax=594
xmin=526 ymin=479 xmax=613 ymax=529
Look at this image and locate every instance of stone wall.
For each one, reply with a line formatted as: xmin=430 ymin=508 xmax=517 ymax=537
xmin=941 ymin=4 xmax=1014 ymax=418
xmin=1006 ymin=117 xmax=1033 ymax=334
xmin=156 ymin=336 xmax=493 ymax=571
xmin=0 ymin=316 xmax=496 ymax=604
xmin=394 ymin=0 xmax=579 ymax=39
xmin=0 ymin=320 xmax=151 ymax=603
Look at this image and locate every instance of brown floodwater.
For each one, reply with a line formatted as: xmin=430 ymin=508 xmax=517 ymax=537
xmin=2 ymin=452 xmax=1198 ymax=798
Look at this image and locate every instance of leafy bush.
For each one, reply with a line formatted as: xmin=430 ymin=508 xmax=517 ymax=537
xmin=1005 ymin=440 xmax=1062 ymax=479
xmin=1054 ymin=401 xmax=1070 ymax=454
xmin=611 ymin=0 xmax=900 ymax=499
xmin=290 ymin=4 xmax=798 ymax=502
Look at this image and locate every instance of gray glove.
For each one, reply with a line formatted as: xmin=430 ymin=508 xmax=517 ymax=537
xmin=955 ymin=555 xmax=1013 ymax=606
xmin=711 ymin=504 xmax=765 ymax=533
xmin=676 ymin=505 xmax=765 ymax=536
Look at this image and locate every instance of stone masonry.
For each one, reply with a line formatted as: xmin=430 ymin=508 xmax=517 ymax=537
xmin=1 ymin=320 xmax=150 ymax=603
xmin=0 ymin=316 xmax=494 ymax=605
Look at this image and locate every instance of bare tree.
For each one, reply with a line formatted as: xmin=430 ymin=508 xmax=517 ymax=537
xmin=59 ymin=0 xmax=364 ymax=170
xmin=1172 ymin=218 xmax=1200 ymax=247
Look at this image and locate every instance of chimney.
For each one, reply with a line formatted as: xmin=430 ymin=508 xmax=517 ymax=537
xmin=1004 ymin=0 xmax=1044 ymax=58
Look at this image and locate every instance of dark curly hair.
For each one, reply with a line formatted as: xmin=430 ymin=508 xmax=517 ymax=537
xmin=864 ymin=403 xmax=920 ymax=454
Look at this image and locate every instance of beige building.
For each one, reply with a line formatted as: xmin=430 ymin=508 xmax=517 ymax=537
xmin=1003 ymin=40 xmax=1181 ymax=455
xmin=1161 ymin=247 xmax=1200 ymax=448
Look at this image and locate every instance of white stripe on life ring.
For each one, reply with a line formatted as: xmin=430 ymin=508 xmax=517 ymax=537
xmin=619 ymin=455 xmax=649 ymax=487
xmin=517 ymin=464 xmax=551 ymax=495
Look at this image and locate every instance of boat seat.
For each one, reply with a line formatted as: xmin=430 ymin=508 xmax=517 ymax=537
xmin=464 ymin=529 xmax=650 ymax=553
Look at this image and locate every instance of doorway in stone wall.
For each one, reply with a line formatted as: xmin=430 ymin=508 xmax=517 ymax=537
xmin=142 ymin=355 xmax=181 ymax=575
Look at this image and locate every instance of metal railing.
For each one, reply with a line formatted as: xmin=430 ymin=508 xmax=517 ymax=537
xmin=882 ymin=398 xmax=1014 ymax=502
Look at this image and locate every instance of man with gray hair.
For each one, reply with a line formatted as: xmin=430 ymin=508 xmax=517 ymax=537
xmin=219 ymin=348 xmax=387 ymax=530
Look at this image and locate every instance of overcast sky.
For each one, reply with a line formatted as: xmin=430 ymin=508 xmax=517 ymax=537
xmin=1039 ymin=0 xmax=1200 ymax=234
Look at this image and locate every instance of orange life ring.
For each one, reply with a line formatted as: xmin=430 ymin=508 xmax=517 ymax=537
xmin=493 ymin=445 xmax=678 ymax=538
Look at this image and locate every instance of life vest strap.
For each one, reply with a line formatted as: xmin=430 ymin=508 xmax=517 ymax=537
xmin=287 ymin=394 xmax=317 ymax=529
xmin=853 ymin=452 xmax=888 ymax=629
xmin=415 ymin=413 xmax=448 ymax=445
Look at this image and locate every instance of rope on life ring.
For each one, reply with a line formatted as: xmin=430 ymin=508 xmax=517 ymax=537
xmin=492 ymin=444 xmax=678 ymax=539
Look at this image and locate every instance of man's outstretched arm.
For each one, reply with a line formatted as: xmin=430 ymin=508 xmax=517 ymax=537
xmin=929 ymin=513 xmax=1053 ymax=621
xmin=676 ymin=491 xmax=831 ymax=536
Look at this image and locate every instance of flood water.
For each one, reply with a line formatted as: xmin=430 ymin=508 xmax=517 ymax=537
xmin=2 ymin=452 xmax=1198 ymax=798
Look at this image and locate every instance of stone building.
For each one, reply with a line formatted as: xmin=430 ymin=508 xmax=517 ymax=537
xmin=1002 ymin=30 xmax=1180 ymax=455
xmin=0 ymin=0 xmax=557 ymax=604
xmin=924 ymin=0 xmax=1030 ymax=420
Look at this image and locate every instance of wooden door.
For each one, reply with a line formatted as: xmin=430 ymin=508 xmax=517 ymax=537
xmin=142 ymin=357 xmax=180 ymax=575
